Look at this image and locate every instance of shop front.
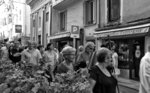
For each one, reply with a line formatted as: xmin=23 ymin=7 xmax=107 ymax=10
xmin=47 ymin=32 xmax=73 ymax=52
xmin=94 ymin=24 xmax=150 ymax=81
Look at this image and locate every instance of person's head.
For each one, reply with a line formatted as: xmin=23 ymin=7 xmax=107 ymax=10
xmin=61 ymin=46 xmax=76 ymax=63
xmin=14 ymin=40 xmax=20 ymax=48
xmin=46 ymin=43 xmax=54 ymax=50
xmin=27 ymin=40 xmax=34 ymax=50
xmin=85 ymin=42 xmax=95 ymax=53
xmin=111 ymin=43 xmax=117 ymax=52
xmin=37 ymin=45 xmax=44 ymax=51
xmin=78 ymin=45 xmax=84 ymax=53
xmin=97 ymin=47 xmax=112 ymax=67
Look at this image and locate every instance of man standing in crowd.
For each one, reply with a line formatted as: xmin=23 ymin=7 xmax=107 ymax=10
xmin=9 ymin=41 xmax=22 ymax=64
xmin=139 ymin=45 xmax=150 ymax=93
xmin=21 ymin=41 xmax=42 ymax=65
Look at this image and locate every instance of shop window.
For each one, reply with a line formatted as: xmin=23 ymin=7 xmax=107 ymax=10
xmin=84 ymin=0 xmax=96 ymax=25
xmin=107 ymin=0 xmax=120 ymax=23
xmin=118 ymin=43 xmax=130 ymax=69
xmin=60 ymin=11 xmax=67 ymax=31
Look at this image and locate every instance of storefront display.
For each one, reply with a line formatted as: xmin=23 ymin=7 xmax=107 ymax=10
xmin=112 ymin=37 xmax=144 ymax=80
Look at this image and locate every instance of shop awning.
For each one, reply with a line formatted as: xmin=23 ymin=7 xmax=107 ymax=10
xmin=94 ymin=24 xmax=150 ymax=38
xmin=48 ymin=32 xmax=71 ymax=40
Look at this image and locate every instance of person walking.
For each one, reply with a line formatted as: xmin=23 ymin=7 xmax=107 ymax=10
xmin=139 ymin=45 xmax=150 ymax=93
xmin=76 ymin=42 xmax=96 ymax=70
xmin=9 ymin=41 xmax=22 ymax=64
xmin=56 ymin=46 xmax=76 ymax=74
xmin=89 ymin=47 xmax=118 ymax=93
xmin=43 ymin=43 xmax=58 ymax=81
xmin=111 ymin=44 xmax=120 ymax=77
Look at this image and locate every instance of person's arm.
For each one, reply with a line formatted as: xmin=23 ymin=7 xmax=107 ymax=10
xmin=76 ymin=53 xmax=84 ymax=64
xmin=21 ymin=51 xmax=26 ymax=63
xmin=89 ymin=67 xmax=98 ymax=93
xmin=37 ymin=50 xmax=42 ymax=65
xmin=144 ymin=63 xmax=150 ymax=92
xmin=88 ymin=79 xmax=96 ymax=93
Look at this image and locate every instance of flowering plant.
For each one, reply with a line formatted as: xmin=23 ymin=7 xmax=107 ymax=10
xmin=0 ymin=60 xmax=91 ymax=93
xmin=49 ymin=69 xmax=91 ymax=93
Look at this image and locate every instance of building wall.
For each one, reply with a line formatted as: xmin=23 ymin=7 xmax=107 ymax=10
xmin=66 ymin=1 xmax=84 ymax=32
xmin=52 ymin=0 xmax=84 ymax=35
xmin=25 ymin=5 xmax=31 ymax=36
xmin=123 ymin=0 xmax=150 ymax=23
xmin=51 ymin=9 xmax=59 ymax=35
xmin=100 ymin=0 xmax=150 ymax=26
xmin=28 ymin=0 xmax=52 ymax=46
xmin=52 ymin=0 xmax=99 ymax=45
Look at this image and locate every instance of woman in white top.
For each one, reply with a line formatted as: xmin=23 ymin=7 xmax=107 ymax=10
xmin=43 ymin=43 xmax=57 ymax=81
xmin=111 ymin=44 xmax=120 ymax=77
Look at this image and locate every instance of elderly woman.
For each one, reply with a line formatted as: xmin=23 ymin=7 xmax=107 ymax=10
xmin=76 ymin=42 xmax=96 ymax=70
xmin=56 ymin=46 xmax=76 ymax=73
xmin=89 ymin=47 xmax=118 ymax=93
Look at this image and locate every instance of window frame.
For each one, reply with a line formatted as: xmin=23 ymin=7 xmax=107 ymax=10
xmin=59 ymin=10 xmax=67 ymax=31
xmin=84 ymin=0 xmax=97 ymax=26
xmin=107 ymin=0 xmax=121 ymax=23
xmin=46 ymin=12 xmax=49 ymax=22
xmin=39 ymin=16 xmax=41 ymax=27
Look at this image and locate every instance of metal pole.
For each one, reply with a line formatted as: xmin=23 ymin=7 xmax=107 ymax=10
xmin=73 ymin=38 xmax=76 ymax=48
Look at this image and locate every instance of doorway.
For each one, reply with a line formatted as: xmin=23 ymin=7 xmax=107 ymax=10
xmin=112 ymin=37 xmax=144 ymax=80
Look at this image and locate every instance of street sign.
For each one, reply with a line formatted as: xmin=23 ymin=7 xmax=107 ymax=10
xmin=70 ymin=25 xmax=79 ymax=38
xmin=15 ymin=25 xmax=22 ymax=33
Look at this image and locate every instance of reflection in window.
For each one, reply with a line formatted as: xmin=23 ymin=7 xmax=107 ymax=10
xmin=118 ymin=43 xmax=130 ymax=69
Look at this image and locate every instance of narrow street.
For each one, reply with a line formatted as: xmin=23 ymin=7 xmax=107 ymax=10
xmin=0 ymin=0 xmax=150 ymax=93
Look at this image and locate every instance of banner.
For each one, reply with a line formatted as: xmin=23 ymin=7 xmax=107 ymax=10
xmin=15 ymin=25 xmax=22 ymax=33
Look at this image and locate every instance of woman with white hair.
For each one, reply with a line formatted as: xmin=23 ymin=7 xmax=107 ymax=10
xmin=56 ymin=46 xmax=76 ymax=73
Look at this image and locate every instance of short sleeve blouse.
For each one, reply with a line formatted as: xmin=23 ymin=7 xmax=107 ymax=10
xmin=89 ymin=65 xmax=117 ymax=93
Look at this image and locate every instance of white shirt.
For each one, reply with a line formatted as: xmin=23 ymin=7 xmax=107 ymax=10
xmin=22 ymin=49 xmax=42 ymax=65
xmin=139 ymin=52 xmax=150 ymax=93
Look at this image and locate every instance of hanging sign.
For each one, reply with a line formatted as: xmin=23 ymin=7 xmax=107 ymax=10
xmin=15 ymin=25 xmax=22 ymax=33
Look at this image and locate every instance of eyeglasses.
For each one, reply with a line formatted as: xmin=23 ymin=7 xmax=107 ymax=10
xmin=87 ymin=46 xmax=94 ymax=50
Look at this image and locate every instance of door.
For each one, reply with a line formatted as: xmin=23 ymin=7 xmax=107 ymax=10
xmin=130 ymin=38 xmax=144 ymax=80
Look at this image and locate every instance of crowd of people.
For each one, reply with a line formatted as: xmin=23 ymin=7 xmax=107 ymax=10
xmin=0 ymin=40 xmax=124 ymax=93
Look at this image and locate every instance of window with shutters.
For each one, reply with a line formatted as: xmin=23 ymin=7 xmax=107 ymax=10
xmin=107 ymin=0 xmax=120 ymax=23
xmin=60 ymin=11 xmax=67 ymax=31
xmin=84 ymin=0 xmax=96 ymax=25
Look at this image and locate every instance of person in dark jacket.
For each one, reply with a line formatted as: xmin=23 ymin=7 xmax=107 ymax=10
xmin=9 ymin=41 xmax=23 ymax=64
